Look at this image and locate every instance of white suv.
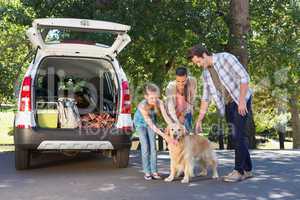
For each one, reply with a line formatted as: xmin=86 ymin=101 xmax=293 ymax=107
xmin=14 ymin=18 xmax=133 ymax=170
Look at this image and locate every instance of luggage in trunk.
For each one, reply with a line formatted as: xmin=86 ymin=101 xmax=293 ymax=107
xmin=34 ymin=57 xmax=118 ymax=129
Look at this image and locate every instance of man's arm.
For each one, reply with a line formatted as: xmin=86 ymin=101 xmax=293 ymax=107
xmin=199 ymin=100 xmax=209 ymax=120
xmin=224 ymin=53 xmax=250 ymax=116
xmin=195 ymin=100 xmax=209 ymax=133
xmin=238 ymin=83 xmax=249 ymax=116
xmin=195 ymin=75 xmax=210 ymax=133
xmin=189 ymin=77 xmax=197 ymax=113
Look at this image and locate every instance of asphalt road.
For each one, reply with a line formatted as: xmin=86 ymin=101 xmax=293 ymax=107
xmin=0 ymin=150 xmax=300 ymax=200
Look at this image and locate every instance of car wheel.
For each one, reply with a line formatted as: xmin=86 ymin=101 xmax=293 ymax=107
xmin=15 ymin=147 xmax=31 ymax=170
xmin=112 ymin=148 xmax=129 ymax=168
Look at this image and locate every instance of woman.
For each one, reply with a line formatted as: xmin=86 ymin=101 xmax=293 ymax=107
xmin=133 ymin=83 xmax=172 ymax=180
xmin=166 ymin=67 xmax=197 ymax=132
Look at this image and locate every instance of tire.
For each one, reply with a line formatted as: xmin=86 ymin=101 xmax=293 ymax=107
xmin=15 ymin=147 xmax=31 ymax=170
xmin=112 ymin=148 xmax=130 ymax=168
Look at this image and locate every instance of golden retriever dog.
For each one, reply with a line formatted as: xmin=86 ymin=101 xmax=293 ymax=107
xmin=164 ymin=123 xmax=219 ymax=183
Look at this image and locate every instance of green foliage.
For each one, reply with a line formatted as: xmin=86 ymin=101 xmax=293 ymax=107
xmin=0 ymin=0 xmax=298 ymax=136
xmin=2 ymin=0 xmax=229 ymax=94
xmin=0 ymin=0 xmax=34 ymax=25
xmin=249 ymin=0 xmax=299 ymax=134
xmin=0 ymin=0 xmax=35 ymax=104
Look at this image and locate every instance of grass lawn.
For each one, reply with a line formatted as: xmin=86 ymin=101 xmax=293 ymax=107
xmin=0 ymin=111 xmax=14 ymax=145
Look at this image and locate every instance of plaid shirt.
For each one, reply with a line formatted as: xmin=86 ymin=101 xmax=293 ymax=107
xmin=202 ymin=52 xmax=253 ymax=116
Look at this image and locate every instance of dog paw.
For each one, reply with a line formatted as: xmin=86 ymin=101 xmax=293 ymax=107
xmin=212 ymin=174 xmax=219 ymax=179
xmin=164 ymin=177 xmax=174 ymax=182
xmin=181 ymin=178 xmax=189 ymax=184
xmin=199 ymin=171 xmax=208 ymax=176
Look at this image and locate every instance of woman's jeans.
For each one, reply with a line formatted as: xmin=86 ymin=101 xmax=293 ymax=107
xmin=184 ymin=112 xmax=193 ymax=133
xmin=137 ymin=126 xmax=157 ymax=174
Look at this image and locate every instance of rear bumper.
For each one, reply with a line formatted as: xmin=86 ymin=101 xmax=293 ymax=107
xmin=14 ymin=127 xmax=132 ymax=150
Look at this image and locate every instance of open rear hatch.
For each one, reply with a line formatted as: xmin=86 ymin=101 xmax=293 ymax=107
xmin=26 ymin=18 xmax=131 ymax=58
xmin=34 ymin=57 xmax=119 ymax=130
xmin=26 ymin=18 xmax=132 ymax=131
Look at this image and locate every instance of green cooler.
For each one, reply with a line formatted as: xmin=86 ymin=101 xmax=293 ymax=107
xmin=36 ymin=102 xmax=58 ymax=128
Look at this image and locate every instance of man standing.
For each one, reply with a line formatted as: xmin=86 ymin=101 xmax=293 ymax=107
xmin=187 ymin=44 xmax=253 ymax=182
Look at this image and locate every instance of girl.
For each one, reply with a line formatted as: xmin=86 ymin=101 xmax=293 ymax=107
xmin=133 ymin=83 xmax=172 ymax=180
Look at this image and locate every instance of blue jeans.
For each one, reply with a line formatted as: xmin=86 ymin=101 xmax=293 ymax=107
xmin=184 ymin=112 xmax=193 ymax=133
xmin=225 ymin=97 xmax=253 ymax=174
xmin=137 ymin=126 xmax=157 ymax=174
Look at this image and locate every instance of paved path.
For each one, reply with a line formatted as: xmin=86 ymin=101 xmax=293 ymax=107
xmin=0 ymin=150 xmax=299 ymax=200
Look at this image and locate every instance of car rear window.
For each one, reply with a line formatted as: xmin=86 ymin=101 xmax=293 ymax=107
xmin=40 ymin=27 xmax=118 ymax=47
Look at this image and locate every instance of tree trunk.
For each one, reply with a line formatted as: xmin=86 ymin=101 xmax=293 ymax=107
xmin=289 ymin=93 xmax=300 ymax=149
xmin=227 ymin=0 xmax=250 ymax=65
xmin=218 ymin=122 xmax=225 ymax=150
xmin=227 ymin=0 xmax=256 ymax=149
xmin=246 ymin=108 xmax=257 ymax=149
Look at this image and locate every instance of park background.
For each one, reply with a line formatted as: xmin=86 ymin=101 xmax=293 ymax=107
xmin=0 ymin=0 xmax=299 ymax=151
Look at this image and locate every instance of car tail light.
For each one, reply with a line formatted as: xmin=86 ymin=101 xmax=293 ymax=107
xmin=121 ymin=81 xmax=131 ymax=114
xmin=19 ymin=76 xmax=32 ymax=112
xmin=17 ymin=124 xmax=26 ymax=129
